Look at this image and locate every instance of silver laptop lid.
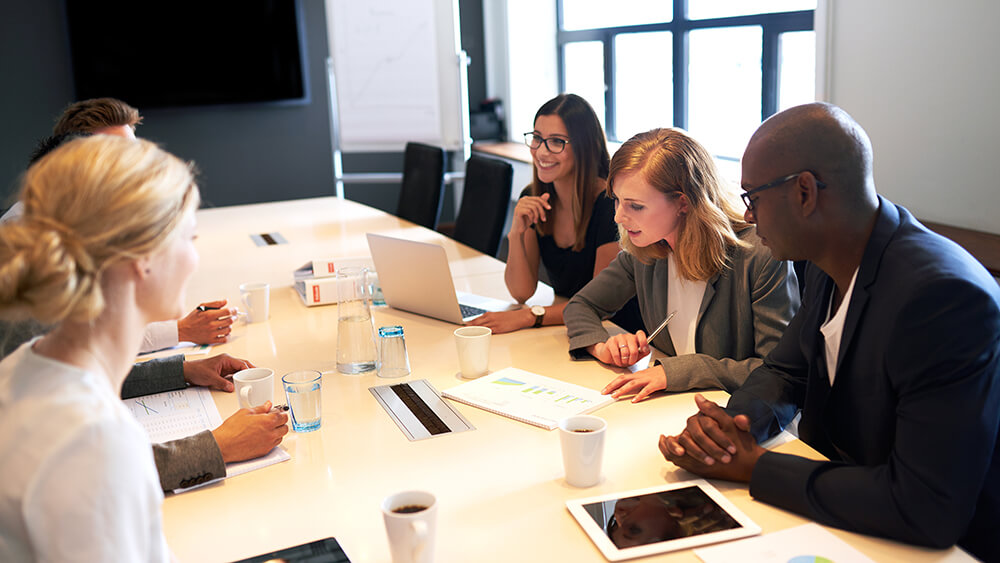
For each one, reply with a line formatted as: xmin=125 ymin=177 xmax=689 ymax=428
xmin=366 ymin=233 xmax=469 ymax=324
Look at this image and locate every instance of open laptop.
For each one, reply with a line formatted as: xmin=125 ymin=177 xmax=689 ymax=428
xmin=366 ymin=233 xmax=512 ymax=324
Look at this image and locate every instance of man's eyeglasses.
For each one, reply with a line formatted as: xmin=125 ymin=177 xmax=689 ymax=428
xmin=523 ymin=133 xmax=569 ymax=154
xmin=741 ymin=171 xmax=826 ymax=211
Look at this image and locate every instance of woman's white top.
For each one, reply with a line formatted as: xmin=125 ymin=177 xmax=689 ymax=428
xmin=666 ymin=253 xmax=708 ymax=356
xmin=0 ymin=340 xmax=169 ymax=562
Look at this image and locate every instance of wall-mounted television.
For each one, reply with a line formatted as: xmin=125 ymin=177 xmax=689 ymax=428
xmin=65 ymin=0 xmax=307 ymax=109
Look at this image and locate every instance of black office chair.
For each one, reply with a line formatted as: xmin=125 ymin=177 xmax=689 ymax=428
xmin=396 ymin=142 xmax=446 ymax=230
xmin=450 ymin=155 xmax=513 ymax=257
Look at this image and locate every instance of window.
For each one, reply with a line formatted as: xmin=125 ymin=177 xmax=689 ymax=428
xmin=557 ymin=1 xmax=817 ymax=159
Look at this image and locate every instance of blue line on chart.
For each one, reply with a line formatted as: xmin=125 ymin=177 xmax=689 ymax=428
xmin=134 ymin=399 xmax=158 ymax=415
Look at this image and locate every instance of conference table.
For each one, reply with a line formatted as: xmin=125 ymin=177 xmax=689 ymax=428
xmin=161 ymin=196 xmax=972 ymax=562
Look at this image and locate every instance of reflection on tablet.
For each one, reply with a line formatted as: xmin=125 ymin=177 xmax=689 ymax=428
xmin=583 ymin=486 xmax=741 ymax=549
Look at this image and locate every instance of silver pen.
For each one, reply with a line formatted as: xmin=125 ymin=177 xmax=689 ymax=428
xmin=645 ymin=310 xmax=677 ymax=342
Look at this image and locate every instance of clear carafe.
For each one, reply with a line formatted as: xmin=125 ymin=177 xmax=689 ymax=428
xmin=336 ymin=266 xmax=377 ymax=374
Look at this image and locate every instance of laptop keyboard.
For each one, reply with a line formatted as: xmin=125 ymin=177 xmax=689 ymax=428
xmin=459 ymin=303 xmax=487 ymax=318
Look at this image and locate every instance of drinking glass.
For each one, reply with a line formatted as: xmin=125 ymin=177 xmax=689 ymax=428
xmin=378 ymin=325 xmax=410 ymax=378
xmin=282 ymin=370 xmax=322 ymax=432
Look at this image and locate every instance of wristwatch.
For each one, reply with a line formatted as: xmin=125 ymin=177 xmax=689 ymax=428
xmin=530 ymin=306 xmax=545 ymax=328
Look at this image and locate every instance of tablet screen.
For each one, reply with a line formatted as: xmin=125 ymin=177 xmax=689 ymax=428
xmin=581 ymin=486 xmax=742 ymax=549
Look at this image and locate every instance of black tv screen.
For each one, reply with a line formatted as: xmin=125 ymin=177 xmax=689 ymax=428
xmin=65 ymin=0 xmax=306 ymax=108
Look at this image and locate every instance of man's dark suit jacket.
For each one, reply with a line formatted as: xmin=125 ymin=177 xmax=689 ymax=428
xmin=727 ymin=197 xmax=1000 ymax=561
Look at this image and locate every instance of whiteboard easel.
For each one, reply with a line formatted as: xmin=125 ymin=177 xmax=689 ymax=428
xmin=325 ymin=0 xmax=471 ymax=158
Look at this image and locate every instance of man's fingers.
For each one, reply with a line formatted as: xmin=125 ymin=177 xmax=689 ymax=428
xmin=249 ymin=401 xmax=272 ymax=414
xmin=684 ymin=414 xmax=732 ymax=464
xmin=694 ymin=393 xmax=726 ymax=418
xmin=733 ymin=414 xmax=752 ymax=432
xmin=694 ymin=394 xmax=738 ymax=456
xmin=659 ymin=434 xmax=685 ymax=458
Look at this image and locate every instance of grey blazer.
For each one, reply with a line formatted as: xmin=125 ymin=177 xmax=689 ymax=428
xmin=564 ymin=227 xmax=799 ymax=392
xmin=122 ymin=356 xmax=227 ymax=491
xmin=2 ymin=321 xmax=226 ymax=492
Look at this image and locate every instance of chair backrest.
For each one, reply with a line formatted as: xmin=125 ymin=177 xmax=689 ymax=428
xmin=452 ymin=155 xmax=513 ymax=257
xmin=396 ymin=142 xmax=446 ymax=230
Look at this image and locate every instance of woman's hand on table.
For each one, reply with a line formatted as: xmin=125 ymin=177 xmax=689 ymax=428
xmin=602 ymin=366 xmax=667 ymax=403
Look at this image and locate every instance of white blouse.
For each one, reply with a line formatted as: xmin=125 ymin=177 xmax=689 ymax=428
xmin=666 ymin=253 xmax=708 ymax=356
xmin=0 ymin=341 xmax=169 ymax=562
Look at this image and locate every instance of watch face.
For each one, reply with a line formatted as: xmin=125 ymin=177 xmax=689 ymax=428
xmin=531 ymin=306 xmax=545 ymax=316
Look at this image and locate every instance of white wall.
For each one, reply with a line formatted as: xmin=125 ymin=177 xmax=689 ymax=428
xmin=822 ymin=0 xmax=1000 ymax=233
xmin=483 ymin=0 xmax=558 ymax=141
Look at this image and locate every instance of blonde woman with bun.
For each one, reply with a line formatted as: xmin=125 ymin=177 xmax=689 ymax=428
xmin=0 ymin=136 xmax=200 ymax=561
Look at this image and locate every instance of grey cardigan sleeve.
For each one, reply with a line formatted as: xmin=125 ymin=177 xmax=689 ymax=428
xmin=657 ymin=239 xmax=799 ymax=392
xmin=120 ymin=355 xmax=227 ymax=491
xmin=151 ymin=431 xmax=227 ymax=491
xmin=119 ymin=354 xmax=187 ymax=399
xmin=564 ymin=252 xmax=640 ymax=351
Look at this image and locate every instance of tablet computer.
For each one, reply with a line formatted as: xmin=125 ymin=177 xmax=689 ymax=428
xmin=566 ymin=479 xmax=761 ymax=561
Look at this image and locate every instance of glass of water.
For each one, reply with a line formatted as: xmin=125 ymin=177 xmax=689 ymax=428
xmin=282 ymin=370 xmax=322 ymax=432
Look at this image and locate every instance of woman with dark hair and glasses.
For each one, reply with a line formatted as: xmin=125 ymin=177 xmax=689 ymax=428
xmin=467 ymin=93 xmax=642 ymax=334
xmin=564 ymin=128 xmax=799 ymax=401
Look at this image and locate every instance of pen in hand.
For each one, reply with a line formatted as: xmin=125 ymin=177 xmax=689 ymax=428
xmin=198 ymin=304 xmax=237 ymax=321
xmin=645 ymin=310 xmax=677 ymax=342
xmin=269 ymin=404 xmax=289 ymax=413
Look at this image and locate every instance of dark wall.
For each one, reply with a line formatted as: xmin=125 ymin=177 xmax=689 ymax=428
xmin=0 ymin=2 xmax=74 ymax=206
xmin=138 ymin=1 xmax=335 ymax=208
xmin=461 ymin=0 xmax=487 ymax=108
xmin=0 ymin=1 xmax=334 ymax=209
xmin=0 ymin=1 xmax=488 ymax=219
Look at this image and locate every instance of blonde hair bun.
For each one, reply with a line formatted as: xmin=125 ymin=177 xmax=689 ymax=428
xmin=0 ymin=135 xmax=198 ymax=324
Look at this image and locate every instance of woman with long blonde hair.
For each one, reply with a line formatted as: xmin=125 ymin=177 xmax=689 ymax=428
xmin=564 ymin=128 xmax=799 ymax=400
xmin=0 ymin=135 xmax=200 ymax=561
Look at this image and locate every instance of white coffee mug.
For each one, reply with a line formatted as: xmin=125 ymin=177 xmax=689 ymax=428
xmin=454 ymin=326 xmax=491 ymax=378
xmin=559 ymin=415 xmax=607 ymax=487
xmin=382 ymin=490 xmax=437 ymax=563
xmin=239 ymin=282 xmax=270 ymax=323
xmin=233 ymin=367 xmax=274 ymax=408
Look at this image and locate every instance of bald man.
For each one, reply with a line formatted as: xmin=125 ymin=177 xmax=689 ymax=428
xmin=659 ymin=103 xmax=999 ymax=560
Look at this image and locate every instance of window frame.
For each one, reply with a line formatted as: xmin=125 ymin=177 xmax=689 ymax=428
xmin=556 ymin=1 xmax=816 ymax=140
